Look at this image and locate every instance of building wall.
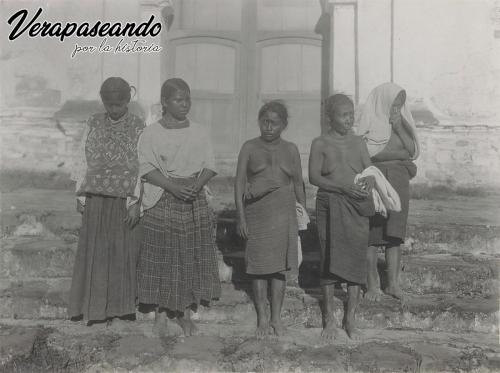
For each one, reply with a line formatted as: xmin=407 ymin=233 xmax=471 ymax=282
xmin=0 ymin=0 xmax=162 ymax=112
xmin=2 ymin=114 xmax=499 ymax=188
xmin=1 ymin=0 xmax=498 ymax=122
xmin=332 ymin=0 xmax=500 ymax=124
xmin=392 ymin=0 xmax=499 ymax=124
xmin=1 ymin=0 xmax=499 ymax=189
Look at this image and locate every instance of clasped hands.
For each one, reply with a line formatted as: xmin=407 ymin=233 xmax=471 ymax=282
xmin=170 ymin=182 xmax=201 ymax=202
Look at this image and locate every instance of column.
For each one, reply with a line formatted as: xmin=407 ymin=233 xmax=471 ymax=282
xmin=138 ymin=0 xmax=172 ymax=123
xmin=329 ymin=0 xmax=358 ymax=103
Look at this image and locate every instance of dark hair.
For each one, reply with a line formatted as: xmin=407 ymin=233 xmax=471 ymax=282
xmin=324 ymin=94 xmax=353 ymax=120
xmin=100 ymin=77 xmax=134 ymax=103
xmin=258 ymin=100 xmax=288 ymax=126
xmin=160 ymin=78 xmax=191 ymax=116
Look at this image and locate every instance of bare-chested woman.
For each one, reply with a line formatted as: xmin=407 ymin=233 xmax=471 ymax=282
xmin=235 ymin=100 xmax=305 ymax=339
xmin=309 ymin=94 xmax=375 ymax=340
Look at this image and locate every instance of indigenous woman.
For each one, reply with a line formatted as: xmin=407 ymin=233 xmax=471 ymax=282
xmin=136 ymin=78 xmax=221 ymax=336
xmin=235 ymin=100 xmax=306 ymax=338
xmin=69 ymin=77 xmax=144 ymax=325
xmin=309 ymin=94 xmax=375 ymax=340
xmin=357 ymin=82 xmax=420 ymax=302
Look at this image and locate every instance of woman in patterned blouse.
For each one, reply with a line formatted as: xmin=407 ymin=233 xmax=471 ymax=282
xmin=69 ymin=77 xmax=145 ymax=326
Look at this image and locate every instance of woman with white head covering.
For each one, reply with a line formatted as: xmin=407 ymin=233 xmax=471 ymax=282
xmin=357 ymin=82 xmax=421 ymax=302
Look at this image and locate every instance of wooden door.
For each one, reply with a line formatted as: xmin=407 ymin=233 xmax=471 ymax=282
xmin=166 ymin=0 xmax=322 ymax=167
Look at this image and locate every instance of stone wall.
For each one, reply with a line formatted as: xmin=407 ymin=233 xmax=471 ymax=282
xmin=413 ymin=125 xmax=500 ymax=188
xmin=1 ymin=113 xmax=499 ymax=189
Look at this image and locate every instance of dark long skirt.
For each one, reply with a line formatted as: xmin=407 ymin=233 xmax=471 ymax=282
xmin=316 ymin=191 xmax=375 ymax=285
xmin=136 ymin=191 xmax=221 ymax=312
xmin=369 ymin=160 xmax=417 ymax=246
xmin=244 ymin=184 xmax=298 ymax=276
xmin=69 ymin=194 xmax=141 ymax=321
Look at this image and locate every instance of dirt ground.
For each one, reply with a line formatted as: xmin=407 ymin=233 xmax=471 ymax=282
xmin=0 ymin=185 xmax=499 ymax=372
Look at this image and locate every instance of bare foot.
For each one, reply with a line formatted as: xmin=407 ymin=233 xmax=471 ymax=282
xmin=108 ymin=318 xmax=133 ymax=332
xmin=344 ymin=319 xmax=362 ymax=340
xmin=153 ymin=311 xmax=169 ymax=337
xmin=176 ymin=316 xmax=197 ymax=336
xmin=255 ymin=322 xmax=270 ymax=340
xmin=154 ymin=311 xmax=169 ymax=336
xmin=321 ymin=317 xmax=341 ymax=341
xmin=187 ymin=319 xmax=199 ymax=336
xmin=364 ymin=288 xmax=383 ymax=302
xmin=384 ymin=286 xmax=409 ymax=303
xmin=270 ymin=321 xmax=287 ymax=337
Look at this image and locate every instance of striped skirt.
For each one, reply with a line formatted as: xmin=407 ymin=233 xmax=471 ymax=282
xmin=137 ymin=189 xmax=221 ymax=312
xmin=69 ymin=195 xmax=142 ymax=321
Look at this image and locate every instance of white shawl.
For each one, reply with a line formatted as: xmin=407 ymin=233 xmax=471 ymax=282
xmin=356 ymin=82 xmax=420 ymax=159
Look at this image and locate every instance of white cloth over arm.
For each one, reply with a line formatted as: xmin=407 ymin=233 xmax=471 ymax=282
xmin=355 ymin=166 xmax=401 ymax=217
xmin=295 ymin=202 xmax=310 ymax=267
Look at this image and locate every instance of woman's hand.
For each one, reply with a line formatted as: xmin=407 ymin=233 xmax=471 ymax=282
xmin=237 ymin=217 xmax=249 ymax=240
xmin=342 ymin=184 xmax=370 ymax=200
xmin=189 ymin=181 xmax=203 ymax=195
xmin=170 ymin=183 xmax=197 ymax=202
xmin=124 ymin=203 xmax=141 ymax=228
xmin=389 ymin=110 xmax=403 ymax=127
xmin=358 ymin=175 xmax=375 ymax=193
xmin=76 ymin=199 xmax=85 ymax=214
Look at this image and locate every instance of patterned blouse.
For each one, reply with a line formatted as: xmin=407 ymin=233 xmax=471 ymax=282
xmin=73 ymin=112 xmax=145 ymax=199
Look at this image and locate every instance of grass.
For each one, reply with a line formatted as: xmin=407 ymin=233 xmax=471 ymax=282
xmin=409 ymin=183 xmax=495 ymax=200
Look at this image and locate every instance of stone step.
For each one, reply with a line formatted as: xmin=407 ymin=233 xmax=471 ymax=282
xmin=223 ymin=250 xmax=499 ymax=297
xmin=0 ymin=279 xmax=246 ymax=320
xmin=3 ymin=190 xmax=499 ymax=255
xmin=305 ymin=252 xmax=499 ymax=297
xmin=405 ymin=223 xmax=500 ymax=255
xmin=399 ymin=254 xmax=499 ymax=297
xmin=0 ymin=278 xmax=69 ymax=319
xmin=1 ymin=277 xmax=497 ymax=335
xmin=1 ymin=236 xmax=498 ymax=297
xmin=1 ymin=319 xmax=498 ymax=372
xmin=1 ymin=190 xmax=79 ymax=236
xmin=0 ymin=237 xmax=76 ymax=278
xmin=196 ymin=289 xmax=498 ymax=334
xmin=217 ymin=216 xmax=500 ymax=255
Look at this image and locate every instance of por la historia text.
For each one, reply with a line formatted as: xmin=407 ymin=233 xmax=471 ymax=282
xmin=7 ymin=7 xmax=162 ymax=42
xmin=71 ymin=38 xmax=162 ymax=58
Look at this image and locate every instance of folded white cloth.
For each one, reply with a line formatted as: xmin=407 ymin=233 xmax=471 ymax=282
xmin=296 ymin=202 xmax=310 ymax=231
xmin=297 ymin=237 xmax=303 ymax=268
xmin=355 ymin=166 xmax=401 ymax=217
xmin=296 ymin=202 xmax=310 ymax=266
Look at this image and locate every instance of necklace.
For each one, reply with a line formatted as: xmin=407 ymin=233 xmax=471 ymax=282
xmin=160 ymin=113 xmax=190 ymax=129
xmin=106 ymin=112 xmax=129 ymax=133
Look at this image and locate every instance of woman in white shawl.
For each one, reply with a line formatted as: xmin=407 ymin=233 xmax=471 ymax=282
xmin=356 ymin=82 xmax=420 ymax=302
